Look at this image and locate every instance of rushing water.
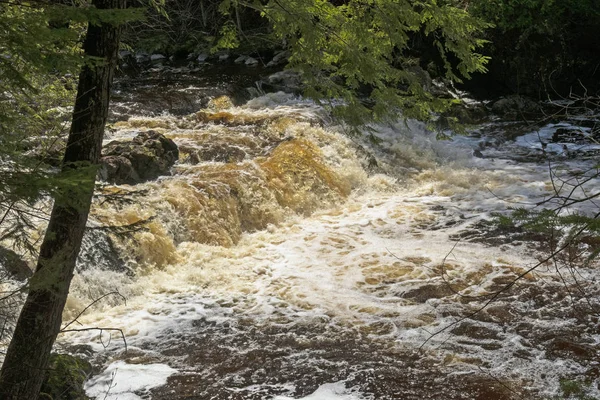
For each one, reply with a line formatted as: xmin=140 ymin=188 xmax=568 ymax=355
xmin=6 ymin=68 xmax=600 ymax=399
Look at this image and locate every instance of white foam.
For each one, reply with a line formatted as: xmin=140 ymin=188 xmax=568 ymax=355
xmin=273 ymin=382 xmax=370 ymax=400
xmin=85 ymin=361 xmax=177 ymax=400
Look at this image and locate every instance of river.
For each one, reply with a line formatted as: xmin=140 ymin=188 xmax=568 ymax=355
xmin=48 ymin=66 xmax=600 ymax=399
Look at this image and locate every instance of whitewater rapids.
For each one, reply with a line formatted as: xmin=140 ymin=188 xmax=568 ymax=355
xmin=46 ymin=92 xmax=600 ymax=399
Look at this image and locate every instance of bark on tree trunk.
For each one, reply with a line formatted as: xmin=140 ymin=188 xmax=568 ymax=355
xmin=0 ymin=1 xmax=125 ymax=398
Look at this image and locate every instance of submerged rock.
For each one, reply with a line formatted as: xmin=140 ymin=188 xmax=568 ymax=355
xmin=99 ymin=131 xmax=179 ymax=185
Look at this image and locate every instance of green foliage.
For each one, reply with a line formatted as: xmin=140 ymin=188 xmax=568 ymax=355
xmin=494 ymin=208 xmax=560 ymax=235
xmin=258 ymin=0 xmax=490 ymax=125
xmin=492 ymin=207 xmax=600 ymax=267
xmin=127 ymin=0 xmax=489 ymax=125
xmin=213 ymin=21 xmax=241 ymax=51
xmin=495 ymin=208 xmax=600 ymax=235
xmin=40 ymin=353 xmax=92 ymax=400
xmin=0 ymin=2 xmax=144 ymax=255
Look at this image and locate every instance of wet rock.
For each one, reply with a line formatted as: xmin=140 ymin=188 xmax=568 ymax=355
xmin=99 ymin=131 xmax=179 ymax=185
xmin=400 ymin=283 xmax=454 ymax=303
xmin=40 ymin=353 xmax=93 ymax=400
xmin=64 ymin=344 xmax=95 ymax=359
xmin=135 ymin=52 xmax=150 ymax=64
xmin=76 ymin=228 xmax=130 ymax=274
xmin=264 ymin=70 xmax=303 ymax=93
xmin=443 ymin=102 xmax=488 ymax=125
xmin=267 ymin=51 xmax=290 ymax=67
xmin=235 ymin=55 xmax=248 ymax=64
xmin=245 ymin=57 xmax=259 ymax=66
xmin=118 ymin=50 xmax=132 ymax=60
xmin=451 ymin=321 xmax=501 ymax=340
xmin=99 ymin=155 xmax=137 ymax=184
xmin=180 ymin=144 xmax=247 ymax=164
xmin=201 ymin=144 xmax=247 ymax=163
xmin=405 ymin=65 xmax=434 ymax=92
xmin=196 ymin=53 xmax=209 ymax=63
xmin=552 ymin=127 xmax=588 ymax=143
xmin=545 ymin=337 xmax=598 ymax=361
xmin=150 ymin=54 xmax=166 ymax=63
xmin=207 ymin=95 xmax=234 ymax=111
xmin=0 ymin=246 xmax=32 ymax=281
xmin=491 ymin=95 xmax=541 ymax=117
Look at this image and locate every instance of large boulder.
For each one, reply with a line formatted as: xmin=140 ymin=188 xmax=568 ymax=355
xmin=99 ymin=131 xmax=179 ymax=185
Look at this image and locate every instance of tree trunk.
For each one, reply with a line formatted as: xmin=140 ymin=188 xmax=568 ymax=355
xmin=0 ymin=1 xmax=125 ymax=398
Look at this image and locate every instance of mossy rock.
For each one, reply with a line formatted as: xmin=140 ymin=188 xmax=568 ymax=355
xmin=40 ymin=353 xmax=93 ymax=400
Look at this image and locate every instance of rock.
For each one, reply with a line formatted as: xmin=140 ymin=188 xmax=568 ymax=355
xmin=118 ymin=50 xmax=132 ymax=60
xmin=218 ymin=53 xmax=230 ymax=62
xmin=551 ymin=127 xmax=587 ymax=143
xmin=148 ymin=65 xmax=167 ymax=73
xmin=405 ymin=65 xmax=433 ymax=92
xmin=267 ymin=50 xmax=289 ymax=67
xmin=207 ymin=95 xmax=234 ymax=110
xmin=264 ymin=70 xmax=303 ymax=93
xmin=150 ymin=54 xmax=166 ymax=63
xmin=400 ymin=283 xmax=454 ymax=303
xmin=491 ymin=95 xmax=542 ymax=117
xmin=196 ymin=53 xmax=209 ymax=63
xmin=245 ymin=57 xmax=258 ymax=66
xmin=546 ymin=337 xmax=597 ymax=361
xmin=442 ymin=102 xmax=488 ymax=126
xmin=473 ymin=149 xmax=484 ymax=158
xmin=135 ymin=52 xmax=150 ymax=64
xmin=180 ymin=143 xmax=247 ymax=164
xmin=99 ymin=155 xmax=139 ymax=184
xmin=76 ymin=229 xmax=130 ymax=275
xmin=0 ymin=246 xmax=32 ymax=281
xmin=450 ymin=321 xmax=501 ymax=340
xmin=234 ymin=55 xmax=248 ymax=64
xmin=40 ymin=353 xmax=93 ymax=400
xmin=99 ymin=131 xmax=179 ymax=185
